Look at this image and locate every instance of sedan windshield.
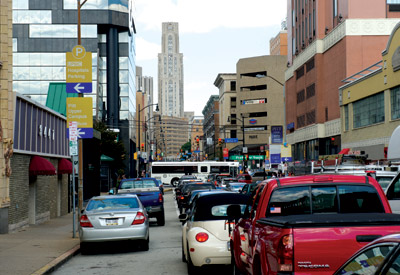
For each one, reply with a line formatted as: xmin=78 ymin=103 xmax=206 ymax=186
xmin=86 ymin=197 xmax=139 ymax=211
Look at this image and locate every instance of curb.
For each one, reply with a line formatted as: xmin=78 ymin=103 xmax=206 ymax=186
xmin=31 ymin=244 xmax=80 ymax=275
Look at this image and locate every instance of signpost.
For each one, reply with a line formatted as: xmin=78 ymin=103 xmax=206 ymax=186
xmin=66 ymin=45 xmax=92 ymax=94
xmin=225 ymin=138 xmax=238 ymax=143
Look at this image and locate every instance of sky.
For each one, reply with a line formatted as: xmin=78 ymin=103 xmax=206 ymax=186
xmin=133 ymin=0 xmax=287 ymax=116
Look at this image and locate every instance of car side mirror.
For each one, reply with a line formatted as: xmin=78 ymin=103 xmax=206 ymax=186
xmin=179 ymin=213 xmax=187 ymax=222
xmin=227 ymin=204 xmax=242 ymax=222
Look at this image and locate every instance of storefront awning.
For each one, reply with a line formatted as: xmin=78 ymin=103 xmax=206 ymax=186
xmin=29 ymin=156 xmax=57 ymax=176
xmin=101 ymin=154 xmax=114 ymax=162
xmin=58 ymin=158 xmax=72 ymax=174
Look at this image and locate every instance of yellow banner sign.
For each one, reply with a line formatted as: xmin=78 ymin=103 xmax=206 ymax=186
xmin=66 ymin=97 xmax=93 ymax=128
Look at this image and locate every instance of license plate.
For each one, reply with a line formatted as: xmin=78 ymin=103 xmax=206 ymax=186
xmin=106 ymin=218 xmax=118 ymax=226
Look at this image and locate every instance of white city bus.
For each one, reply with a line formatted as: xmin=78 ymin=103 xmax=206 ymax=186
xmin=150 ymin=161 xmax=239 ymax=186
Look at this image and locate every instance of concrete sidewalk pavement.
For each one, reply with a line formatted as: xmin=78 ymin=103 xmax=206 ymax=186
xmin=0 ymin=212 xmax=80 ymax=275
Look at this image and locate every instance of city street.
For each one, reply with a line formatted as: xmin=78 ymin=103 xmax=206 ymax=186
xmin=53 ymin=192 xmax=188 ymax=275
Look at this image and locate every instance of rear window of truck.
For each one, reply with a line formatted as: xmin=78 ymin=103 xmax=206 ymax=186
xmin=266 ymin=185 xmax=384 ymax=216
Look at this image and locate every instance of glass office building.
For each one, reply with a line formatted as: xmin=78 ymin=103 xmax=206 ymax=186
xmin=12 ymin=0 xmax=137 ymax=175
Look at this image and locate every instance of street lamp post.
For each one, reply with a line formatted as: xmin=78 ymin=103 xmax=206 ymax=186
xmin=137 ymin=103 xmax=159 ymax=177
xmin=228 ymin=115 xmax=246 ymax=172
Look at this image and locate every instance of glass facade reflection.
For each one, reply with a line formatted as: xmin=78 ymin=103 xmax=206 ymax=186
xmin=13 ymin=0 xmax=137 ymax=175
xmin=13 ymin=11 xmax=52 ymax=24
xmin=63 ymin=0 xmax=128 ymax=13
xmin=30 ymin=25 xmax=97 ymax=38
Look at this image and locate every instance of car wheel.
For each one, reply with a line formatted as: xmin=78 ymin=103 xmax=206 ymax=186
xmin=139 ymin=236 xmax=149 ymax=251
xmin=171 ymin=179 xmax=178 ymax=187
xmin=232 ymin=250 xmax=243 ymax=275
xmin=187 ymin=243 xmax=200 ymax=275
xmin=80 ymin=242 xmax=90 ymax=255
xmin=157 ymin=211 xmax=165 ymax=226
xmin=182 ymin=239 xmax=187 ymax=262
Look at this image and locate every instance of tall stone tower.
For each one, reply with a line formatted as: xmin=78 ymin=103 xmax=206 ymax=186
xmin=158 ymin=22 xmax=184 ymax=117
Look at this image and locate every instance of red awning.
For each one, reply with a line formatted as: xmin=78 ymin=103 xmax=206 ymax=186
xmin=29 ymin=156 xmax=57 ymax=176
xmin=338 ymin=148 xmax=350 ymax=155
xmin=58 ymin=158 xmax=72 ymax=174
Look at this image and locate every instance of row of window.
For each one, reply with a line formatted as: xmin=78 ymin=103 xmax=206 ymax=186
xmin=297 ymin=109 xmax=315 ymax=128
xmin=292 ymin=0 xmax=316 ymax=55
xmin=344 ymin=88 xmax=400 ymax=131
xmin=296 ymin=58 xmax=315 ymax=79
xmin=297 ymin=83 xmax=315 ymax=103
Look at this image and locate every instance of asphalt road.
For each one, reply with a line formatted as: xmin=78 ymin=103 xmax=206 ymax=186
xmin=53 ymin=192 xmax=188 ymax=275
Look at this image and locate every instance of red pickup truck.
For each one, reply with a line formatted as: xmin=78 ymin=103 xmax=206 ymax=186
xmin=229 ymin=174 xmax=400 ymax=275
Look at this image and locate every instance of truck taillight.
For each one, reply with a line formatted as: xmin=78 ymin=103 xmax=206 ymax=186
xmin=277 ymin=234 xmax=293 ymax=272
xmin=80 ymin=215 xmax=93 ymax=227
xmin=132 ymin=212 xmax=146 ymax=225
xmin=158 ymin=193 xmax=163 ymax=203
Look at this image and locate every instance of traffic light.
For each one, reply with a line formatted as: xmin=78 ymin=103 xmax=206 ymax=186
xmin=196 ymin=138 xmax=200 ymax=144
xmin=141 ymin=143 xmax=144 ymax=150
xmin=218 ymin=138 xmax=223 ymax=145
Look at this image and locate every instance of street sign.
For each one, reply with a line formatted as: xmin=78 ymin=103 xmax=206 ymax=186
xmin=243 ymin=147 xmax=248 ymax=153
xmin=271 ymin=126 xmax=283 ymax=144
xmin=66 ymin=97 xmax=93 ymax=138
xmin=66 ymin=45 xmax=92 ymax=93
xmin=271 ymin=153 xmax=281 ymax=164
xmin=69 ymin=121 xmax=78 ymax=141
xmin=225 ymin=138 xmax=238 ymax=143
xmin=69 ymin=141 xmax=78 ymax=156
xmin=223 ymin=148 xmax=229 ymax=159
xmin=281 ymin=157 xmax=293 ymax=162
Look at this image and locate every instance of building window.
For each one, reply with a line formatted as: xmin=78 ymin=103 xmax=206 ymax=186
xmin=307 ymin=110 xmax=316 ymax=125
xmin=240 ymin=85 xmax=267 ymax=92
xmin=306 ymin=83 xmax=315 ymax=98
xmin=333 ymin=0 xmax=338 ymax=17
xmin=344 ymin=105 xmax=349 ymax=131
xmin=230 ymin=97 xmax=237 ymax=108
xmin=296 ymin=66 xmax=304 ymax=79
xmin=297 ymin=89 xmax=305 ymax=103
xmin=297 ymin=114 xmax=306 ymax=128
xmin=353 ymin=92 xmax=384 ymax=128
xmin=248 ymin=112 xmax=267 ymax=118
xmin=231 ymin=114 xmax=237 ymax=125
xmin=306 ymin=58 xmax=314 ymax=72
xmin=391 ymin=86 xmax=400 ymax=120
xmin=231 ymin=130 xmax=237 ymax=138
xmin=230 ymin=81 xmax=236 ymax=91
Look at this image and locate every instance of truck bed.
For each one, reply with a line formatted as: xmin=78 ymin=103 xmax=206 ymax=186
xmin=257 ymin=213 xmax=400 ymax=274
xmin=257 ymin=213 xmax=400 ymax=228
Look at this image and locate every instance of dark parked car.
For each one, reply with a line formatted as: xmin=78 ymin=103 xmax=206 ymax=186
xmin=117 ymin=177 xmax=165 ymax=226
xmin=177 ymin=183 xmax=216 ymax=213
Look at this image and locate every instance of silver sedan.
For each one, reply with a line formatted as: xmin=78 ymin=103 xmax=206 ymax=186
xmin=79 ymin=194 xmax=149 ymax=253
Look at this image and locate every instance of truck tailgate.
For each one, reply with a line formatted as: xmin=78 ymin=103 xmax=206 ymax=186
xmin=118 ymin=188 xmax=160 ymax=207
xmin=259 ymin=213 xmax=400 ymax=274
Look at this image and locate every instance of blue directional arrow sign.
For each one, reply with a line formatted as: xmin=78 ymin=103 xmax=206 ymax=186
xmin=66 ymin=82 xmax=92 ymax=94
xmin=281 ymin=157 xmax=293 ymax=162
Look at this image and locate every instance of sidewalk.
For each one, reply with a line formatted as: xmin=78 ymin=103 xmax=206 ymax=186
xmin=0 ymin=212 xmax=80 ymax=275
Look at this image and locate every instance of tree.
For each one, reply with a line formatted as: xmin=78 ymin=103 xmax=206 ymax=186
xmin=181 ymin=140 xmax=191 ymax=153
xmin=93 ymin=121 xmax=126 ymax=173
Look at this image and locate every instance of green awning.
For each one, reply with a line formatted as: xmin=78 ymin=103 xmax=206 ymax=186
xmin=45 ymin=83 xmax=78 ymax=116
xmin=101 ymin=154 xmax=114 ymax=162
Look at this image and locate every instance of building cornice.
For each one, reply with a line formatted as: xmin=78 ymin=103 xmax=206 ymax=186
xmin=285 ymin=19 xmax=400 ymax=81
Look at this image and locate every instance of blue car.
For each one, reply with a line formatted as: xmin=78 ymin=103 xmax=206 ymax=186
xmin=117 ymin=177 xmax=165 ymax=226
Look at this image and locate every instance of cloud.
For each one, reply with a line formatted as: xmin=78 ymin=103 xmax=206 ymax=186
xmin=134 ymin=0 xmax=287 ymax=33
xmin=136 ymin=37 xmax=160 ymax=61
